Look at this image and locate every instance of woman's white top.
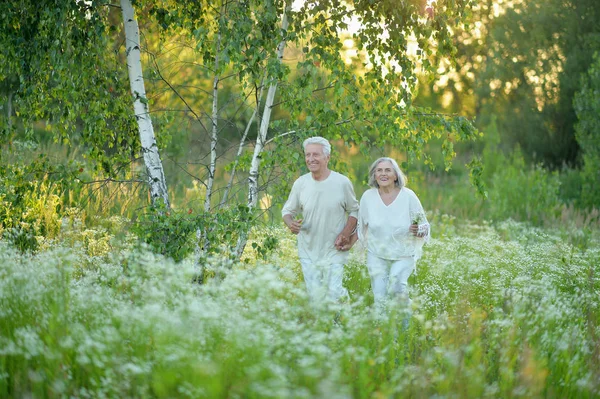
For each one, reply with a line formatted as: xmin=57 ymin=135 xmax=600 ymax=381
xmin=358 ymin=187 xmax=430 ymax=261
xmin=282 ymin=171 xmax=359 ymax=264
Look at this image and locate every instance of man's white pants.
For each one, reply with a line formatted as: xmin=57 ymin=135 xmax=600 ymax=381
xmin=366 ymin=253 xmax=415 ymax=315
xmin=299 ymin=259 xmax=349 ymax=304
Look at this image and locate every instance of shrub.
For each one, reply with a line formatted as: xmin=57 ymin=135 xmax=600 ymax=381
xmin=486 ymin=149 xmax=562 ymax=225
xmin=0 ymin=156 xmax=64 ymax=252
xmin=573 ymin=52 xmax=600 ymax=210
xmin=132 ymin=204 xmax=279 ymax=263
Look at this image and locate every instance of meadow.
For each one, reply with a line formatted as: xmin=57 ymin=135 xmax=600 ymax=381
xmin=1 ymin=213 xmax=598 ymax=398
xmin=2 ymin=0 xmax=599 ymax=396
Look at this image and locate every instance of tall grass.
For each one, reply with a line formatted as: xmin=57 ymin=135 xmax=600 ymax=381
xmin=1 ymin=220 xmax=598 ymax=398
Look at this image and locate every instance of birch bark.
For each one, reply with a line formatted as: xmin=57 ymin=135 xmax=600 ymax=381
xmin=219 ymin=74 xmax=266 ymax=209
xmin=205 ymin=34 xmax=221 ymax=212
xmin=235 ymin=8 xmax=289 ymax=256
xmin=121 ymin=0 xmax=170 ymax=209
xmin=246 ymin=10 xmax=289 ymax=210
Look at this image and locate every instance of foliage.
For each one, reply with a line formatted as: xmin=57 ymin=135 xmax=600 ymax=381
xmin=573 ymin=52 xmax=600 ymax=210
xmin=486 ymin=155 xmax=562 ymax=226
xmin=0 ymin=0 xmax=138 ymax=177
xmin=132 ymin=204 xmax=278 ymax=263
xmin=417 ymin=0 xmax=600 ymax=168
xmin=413 ymin=120 xmax=571 ymax=227
xmin=465 ymin=123 xmax=565 ymax=225
xmin=0 ymin=221 xmax=598 ymax=397
xmin=0 ymin=153 xmax=74 ymax=252
xmin=466 ymin=156 xmax=486 ymax=199
xmin=2 ymin=0 xmax=484 ymax=256
xmin=137 ymin=0 xmax=480 ymax=206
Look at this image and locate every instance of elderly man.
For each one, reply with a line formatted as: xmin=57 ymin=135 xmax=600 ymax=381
xmin=282 ymin=136 xmax=359 ymax=303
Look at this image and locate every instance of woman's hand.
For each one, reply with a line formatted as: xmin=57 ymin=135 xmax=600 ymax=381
xmin=335 ymin=216 xmax=358 ymax=251
xmin=410 ymin=224 xmax=428 ymax=238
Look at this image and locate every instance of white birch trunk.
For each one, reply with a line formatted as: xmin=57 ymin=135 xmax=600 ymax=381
xmin=121 ymin=0 xmax=170 ymax=209
xmin=235 ymin=9 xmax=289 ymax=257
xmin=246 ymin=11 xmax=289 ymax=210
xmin=195 ymin=35 xmax=221 ymax=263
xmin=205 ymin=34 xmax=221 ymax=212
xmin=219 ymin=74 xmax=267 ymax=208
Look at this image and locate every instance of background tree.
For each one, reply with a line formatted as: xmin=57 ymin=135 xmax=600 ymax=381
xmin=574 ymin=53 xmax=600 ymax=209
xmin=0 ymin=0 xmax=137 ymax=174
xmin=0 ymin=0 xmax=143 ymax=248
xmin=417 ymin=0 xmax=600 ymax=168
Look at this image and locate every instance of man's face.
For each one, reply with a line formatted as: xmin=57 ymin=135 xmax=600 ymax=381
xmin=304 ymin=143 xmax=330 ymax=174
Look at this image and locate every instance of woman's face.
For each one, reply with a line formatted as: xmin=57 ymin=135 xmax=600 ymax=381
xmin=374 ymin=161 xmax=397 ymax=188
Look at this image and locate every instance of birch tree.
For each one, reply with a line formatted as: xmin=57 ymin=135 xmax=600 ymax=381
xmin=121 ymin=0 xmax=170 ymax=208
xmin=246 ymin=10 xmax=289 ymax=212
xmin=234 ymin=8 xmax=289 ymax=256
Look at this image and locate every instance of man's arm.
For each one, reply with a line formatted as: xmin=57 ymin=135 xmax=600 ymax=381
xmin=282 ymin=179 xmax=302 ymax=234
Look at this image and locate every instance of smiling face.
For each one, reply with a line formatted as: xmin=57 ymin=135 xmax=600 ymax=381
xmin=374 ymin=160 xmax=398 ymax=189
xmin=304 ymin=143 xmax=330 ymax=176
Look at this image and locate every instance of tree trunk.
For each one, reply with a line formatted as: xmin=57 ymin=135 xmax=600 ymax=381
xmin=205 ymin=34 xmax=221 ymax=212
xmin=246 ymin=11 xmax=288 ymax=210
xmin=121 ymin=0 xmax=170 ymax=209
xmin=219 ymin=74 xmax=267 ymax=209
xmin=235 ymin=8 xmax=289 ymax=257
xmin=195 ymin=34 xmax=222 ymax=262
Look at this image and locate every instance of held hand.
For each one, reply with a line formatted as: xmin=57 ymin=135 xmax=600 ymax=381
xmin=334 ymin=233 xmax=350 ymax=251
xmin=339 ymin=232 xmax=358 ymax=251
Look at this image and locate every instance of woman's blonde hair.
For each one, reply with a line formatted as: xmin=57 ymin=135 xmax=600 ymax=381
xmin=368 ymin=157 xmax=406 ymax=188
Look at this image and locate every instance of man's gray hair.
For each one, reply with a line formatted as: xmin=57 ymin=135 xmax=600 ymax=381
xmin=303 ymin=136 xmax=331 ymax=156
xmin=368 ymin=157 xmax=406 ymax=188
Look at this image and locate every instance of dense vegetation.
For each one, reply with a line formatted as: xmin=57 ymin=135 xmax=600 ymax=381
xmin=1 ymin=219 xmax=598 ymax=397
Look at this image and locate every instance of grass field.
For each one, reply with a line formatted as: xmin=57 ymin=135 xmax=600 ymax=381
xmin=1 ymin=218 xmax=599 ymax=398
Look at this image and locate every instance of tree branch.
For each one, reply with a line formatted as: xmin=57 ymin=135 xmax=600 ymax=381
xmin=148 ymin=51 xmax=208 ymax=132
xmin=80 ymin=177 xmax=145 ymax=184
xmin=270 ymin=81 xmax=336 ymax=108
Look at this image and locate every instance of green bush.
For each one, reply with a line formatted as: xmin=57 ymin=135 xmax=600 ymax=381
xmin=486 ymin=149 xmax=562 ymax=225
xmin=132 ymin=204 xmax=279 ymax=263
xmin=0 ymin=155 xmax=65 ymax=252
xmin=574 ymin=52 xmax=600 ymax=210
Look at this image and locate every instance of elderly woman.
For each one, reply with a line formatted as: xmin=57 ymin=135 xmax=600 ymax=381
xmin=349 ymin=157 xmax=430 ymax=317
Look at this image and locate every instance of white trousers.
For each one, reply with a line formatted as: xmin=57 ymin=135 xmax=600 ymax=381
xmin=366 ymin=253 xmax=415 ymax=315
xmin=299 ymin=259 xmax=349 ymax=304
